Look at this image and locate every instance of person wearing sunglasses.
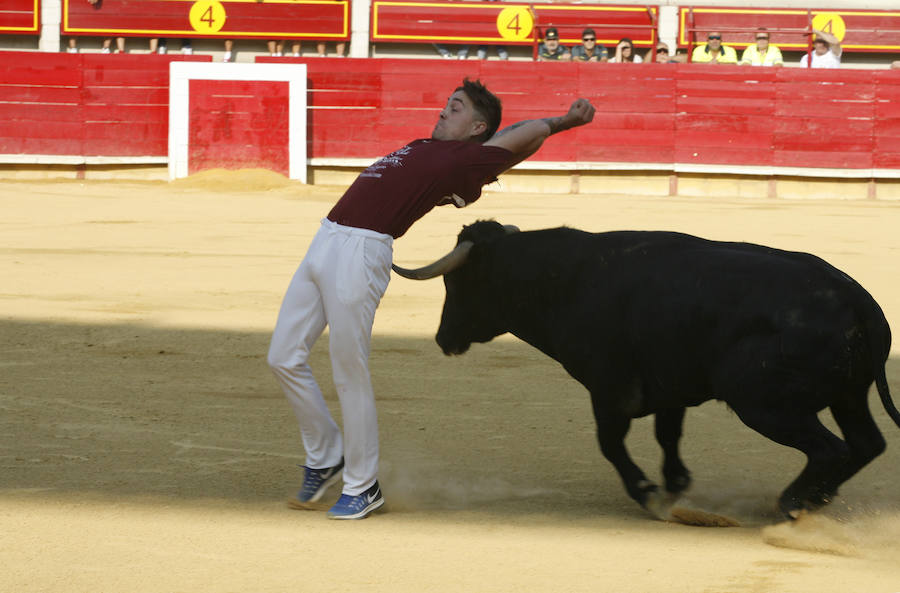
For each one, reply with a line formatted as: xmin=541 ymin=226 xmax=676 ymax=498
xmin=691 ymin=31 xmax=737 ymax=64
xmin=649 ymin=41 xmax=686 ymax=63
xmin=740 ymin=27 xmax=783 ymax=66
xmin=571 ymin=28 xmax=609 ymax=62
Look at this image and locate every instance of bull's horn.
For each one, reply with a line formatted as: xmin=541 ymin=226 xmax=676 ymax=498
xmin=391 ymin=241 xmax=474 ymax=280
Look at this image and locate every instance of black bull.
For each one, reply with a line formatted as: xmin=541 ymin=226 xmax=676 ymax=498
xmin=392 ymin=220 xmax=900 ymax=520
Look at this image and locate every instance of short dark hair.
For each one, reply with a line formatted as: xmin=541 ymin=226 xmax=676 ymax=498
xmin=457 ymin=78 xmax=502 ymax=142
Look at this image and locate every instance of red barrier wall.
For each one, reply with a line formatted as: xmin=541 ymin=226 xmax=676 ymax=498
xmin=3 ymin=52 xmax=900 ymax=173
xmin=261 ymin=57 xmax=900 ymax=171
xmin=0 ymin=0 xmax=38 ymax=34
xmin=0 ymin=52 xmax=211 ymax=157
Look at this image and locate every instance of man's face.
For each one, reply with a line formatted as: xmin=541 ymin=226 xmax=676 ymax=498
xmin=545 ymin=37 xmax=559 ymax=51
xmin=814 ymin=39 xmax=828 ymax=55
xmin=756 ymin=35 xmax=770 ymax=50
xmin=432 ymin=90 xmax=486 ymax=142
xmin=708 ymin=33 xmax=722 ymax=50
xmin=582 ymin=34 xmax=596 ymax=51
xmin=655 ymin=47 xmax=669 ymax=63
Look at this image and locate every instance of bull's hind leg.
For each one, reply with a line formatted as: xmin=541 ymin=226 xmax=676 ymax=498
xmin=655 ymin=407 xmax=692 ymax=495
xmin=818 ymin=389 xmax=887 ymax=504
xmin=730 ymin=404 xmax=849 ymax=518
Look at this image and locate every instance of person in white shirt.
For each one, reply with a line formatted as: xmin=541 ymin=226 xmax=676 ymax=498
xmin=610 ymin=38 xmax=643 ymax=63
xmin=740 ymin=28 xmax=783 ymax=66
xmin=800 ymin=28 xmax=842 ymax=69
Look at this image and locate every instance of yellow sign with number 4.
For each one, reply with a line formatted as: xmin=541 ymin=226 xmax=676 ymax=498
xmin=496 ymin=6 xmax=533 ymax=42
xmin=190 ymin=0 xmax=227 ymax=34
xmin=811 ymin=13 xmax=846 ymax=42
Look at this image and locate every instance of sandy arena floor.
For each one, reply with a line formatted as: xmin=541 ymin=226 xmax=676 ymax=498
xmin=1 ymin=171 xmax=899 ymax=592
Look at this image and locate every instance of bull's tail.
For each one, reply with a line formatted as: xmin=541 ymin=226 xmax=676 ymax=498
xmin=863 ymin=296 xmax=900 ymax=429
xmin=875 ymin=364 xmax=900 ymax=429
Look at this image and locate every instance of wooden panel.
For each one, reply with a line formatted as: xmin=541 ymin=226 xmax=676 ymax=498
xmin=371 ymin=1 xmax=656 ymax=47
xmin=679 ymin=7 xmax=900 ymax=52
xmin=3 ymin=52 xmax=897 ymax=173
xmin=188 ymin=79 xmax=291 ymax=175
xmin=63 ymin=0 xmax=349 ymax=40
xmin=0 ymin=0 xmax=38 ymax=34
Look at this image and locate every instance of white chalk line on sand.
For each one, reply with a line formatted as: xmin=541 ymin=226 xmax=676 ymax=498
xmin=171 ymin=439 xmax=303 ymax=461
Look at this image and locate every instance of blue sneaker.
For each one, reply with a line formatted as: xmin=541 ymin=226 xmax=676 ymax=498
xmin=326 ymin=481 xmax=384 ymax=520
xmin=289 ymin=459 xmax=344 ymax=508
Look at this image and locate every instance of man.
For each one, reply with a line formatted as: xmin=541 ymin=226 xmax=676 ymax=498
xmin=651 ymin=41 xmax=686 ymax=64
xmin=800 ymin=28 xmax=842 ymax=69
xmin=570 ymin=28 xmax=608 ymax=62
xmin=691 ymin=32 xmax=737 ymax=64
xmin=740 ymin=28 xmax=783 ymax=66
xmin=268 ymin=79 xmax=595 ymax=520
xmin=538 ymin=27 xmax=571 ymax=61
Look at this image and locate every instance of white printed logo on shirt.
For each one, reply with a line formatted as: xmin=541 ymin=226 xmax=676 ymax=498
xmin=359 ymin=144 xmax=415 ymax=179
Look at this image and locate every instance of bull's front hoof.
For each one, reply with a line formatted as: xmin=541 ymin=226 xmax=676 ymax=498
xmin=640 ymin=482 xmax=679 ymax=521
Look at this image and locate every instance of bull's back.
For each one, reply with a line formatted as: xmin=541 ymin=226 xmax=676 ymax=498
xmin=498 ymin=229 xmax=884 ymax=405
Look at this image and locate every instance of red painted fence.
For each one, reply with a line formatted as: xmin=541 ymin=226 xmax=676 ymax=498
xmin=62 ymin=0 xmax=349 ymax=41
xmin=0 ymin=52 xmax=210 ymax=157
xmin=3 ymin=52 xmax=900 ymax=172
xmin=263 ymin=56 xmax=900 ymax=171
xmin=0 ymin=0 xmax=38 ymax=34
xmin=679 ymin=7 xmax=900 ymax=52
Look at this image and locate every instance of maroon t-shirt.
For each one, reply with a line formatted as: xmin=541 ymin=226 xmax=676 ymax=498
xmin=327 ymin=139 xmax=514 ymax=239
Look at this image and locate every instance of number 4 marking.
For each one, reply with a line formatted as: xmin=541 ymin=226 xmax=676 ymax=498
xmin=506 ymin=13 xmax=520 ymax=35
xmin=201 ymin=5 xmax=216 ymax=27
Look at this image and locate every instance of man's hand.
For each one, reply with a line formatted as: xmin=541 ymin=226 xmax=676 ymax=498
xmin=563 ymin=98 xmax=596 ymax=130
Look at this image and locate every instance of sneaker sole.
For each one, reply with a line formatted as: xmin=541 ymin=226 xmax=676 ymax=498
xmin=327 ymin=497 xmax=385 ymax=520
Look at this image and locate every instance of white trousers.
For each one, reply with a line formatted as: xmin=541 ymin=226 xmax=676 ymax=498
xmin=268 ymin=219 xmax=393 ymax=495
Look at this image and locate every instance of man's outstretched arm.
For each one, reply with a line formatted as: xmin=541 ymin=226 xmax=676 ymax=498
xmin=484 ymin=98 xmax=595 ymax=168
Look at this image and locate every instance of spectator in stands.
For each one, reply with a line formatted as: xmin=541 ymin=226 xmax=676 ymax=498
xmin=739 ymin=28 xmax=782 ymax=66
xmin=610 ymin=38 xmax=642 ymax=63
xmin=571 ymin=28 xmax=608 ymax=62
xmin=101 ymin=37 xmax=125 ymax=54
xmin=268 ymin=40 xmax=285 ymax=56
xmin=150 ymin=39 xmax=193 ymax=54
xmin=800 ymin=28 xmax=842 ymax=69
xmin=477 ymin=45 xmax=509 ymax=60
xmin=538 ymin=27 xmax=570 ymax=61
xmin=67 ymin=38 xmax=78 ymax=53
xmin=317 ymin=41 xmax=346 ymax=57
xmin=434 ymin=44 xmax=470 ymax=60
xmin=691 ymin=32 xmax=737 ymax=64
xmin=223 ymin=39 xmax=234 ymax=62
xmin=475 ymin=0 xmax=507 ymax=60
xmin=648 ymin=41 xmax=686 ymax=63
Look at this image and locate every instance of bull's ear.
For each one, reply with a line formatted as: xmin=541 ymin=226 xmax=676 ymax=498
xmin=391 ymin=241 xmax=474 ymax=280
xmin=503 ymin=225 xmax=520 ymax=234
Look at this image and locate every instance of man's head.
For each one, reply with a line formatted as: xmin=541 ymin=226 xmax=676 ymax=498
xmin=431 ymin=78 xmax=502 ymax=143
xmin=581 ymin=28 xmax=596 ymax=50
xmin=755 ymin=28 xmax=770 ymax=51
xmin=813 ymin=37 xmax=829 ymax=55
xmin=707 ymin=32 xmax=722 ymax=51
xmin=544 ymin=27 xmax=560 ymax=51
xmin=655 ymin=42 xmax=670 ymax=63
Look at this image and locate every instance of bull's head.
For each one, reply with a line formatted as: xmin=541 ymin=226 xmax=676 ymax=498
xmin=392 ymin=220 xmax=520 ymax=355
